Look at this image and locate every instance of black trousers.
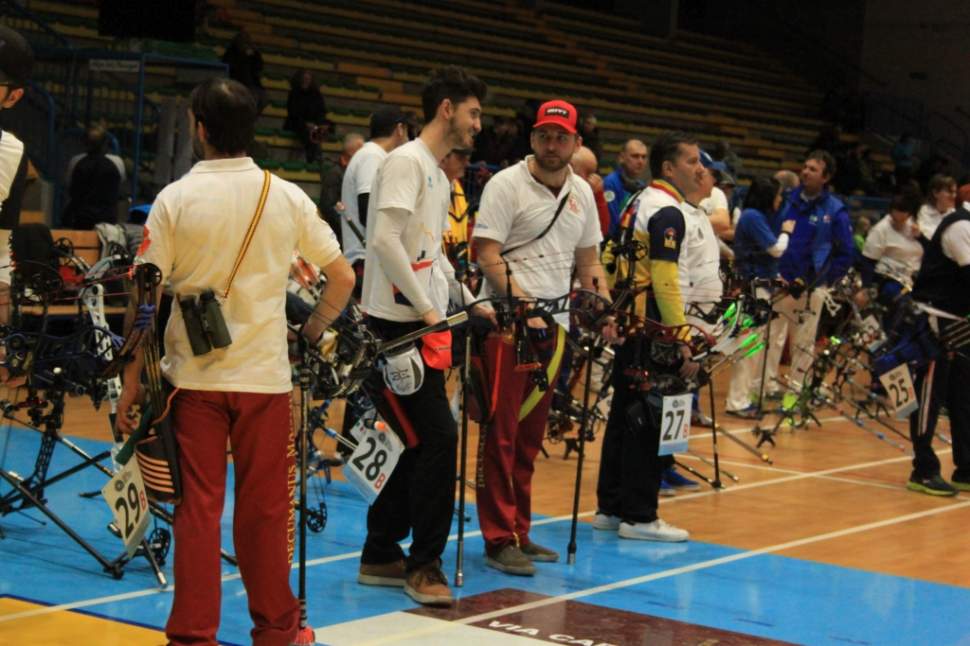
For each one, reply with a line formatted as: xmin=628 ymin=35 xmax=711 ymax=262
xmin=360 ymin=317 xmax=458 ymax=571
xmin=596 ymin=340 xmax=664 ymax=524
xmin=908 ymin=348 xmax=970 ymax=481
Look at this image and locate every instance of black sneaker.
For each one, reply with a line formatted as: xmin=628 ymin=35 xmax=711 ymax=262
xmin=907 ymin=474 xmax=958 ymax=497
xmin=951 ymin=476 xmax=970 ymax=492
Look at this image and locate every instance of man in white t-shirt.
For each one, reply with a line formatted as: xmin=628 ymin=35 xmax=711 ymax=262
xmin=115 ymin=78 xmax=354 ymax=645
xmin=358 ymin=66 xmax=487 ymax=607
xmin=472 ymin=100 xmax=611 ymax=575
xmin=340 ymin=106 xmax=413 ymax=281
xmin=0 ymin=26 xmax=33 ymax=329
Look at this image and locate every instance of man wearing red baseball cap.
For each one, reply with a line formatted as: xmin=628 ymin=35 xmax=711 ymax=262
xmin=472 ymin=100 xmax=615 ymax=575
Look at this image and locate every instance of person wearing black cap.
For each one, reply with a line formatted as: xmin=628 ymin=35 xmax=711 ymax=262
xmin=0 ymin=25 xmax=33 ymax=327
xmin=340 ymin=106 xmax=414 ymax=285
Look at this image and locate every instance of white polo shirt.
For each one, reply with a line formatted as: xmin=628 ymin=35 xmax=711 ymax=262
xmin=138 ymin=157 xmax=342 ymax=393
xmin=862 ymin=214 xmax=923 ymax=284
xmin=682 ymin=201 xmax=723 ymax=311
xmin=361 ymin=138 xmax=451 ymax=322
xmin=340 ymin=141 xmax=387 ymax=264
xmin=473 ymin=156 xmax=602 ymax=328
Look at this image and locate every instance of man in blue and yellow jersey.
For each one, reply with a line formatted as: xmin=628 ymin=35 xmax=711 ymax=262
xmin=594 ymin=131 xmax=704 ymax=542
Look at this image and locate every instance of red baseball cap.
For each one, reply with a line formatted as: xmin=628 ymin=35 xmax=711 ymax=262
xmin=534 ymin=100 xmax=578 ymax=134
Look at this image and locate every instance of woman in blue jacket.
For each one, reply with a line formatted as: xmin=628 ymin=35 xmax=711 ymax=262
xmin=726 ymin=177 xmax=795 ymax=417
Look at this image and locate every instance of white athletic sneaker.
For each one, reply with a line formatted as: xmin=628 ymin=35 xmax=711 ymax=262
xmin=618 ymin=519 xmax=689 ymax=542
xmin=592 ymin=512 xmax=621 ymax=531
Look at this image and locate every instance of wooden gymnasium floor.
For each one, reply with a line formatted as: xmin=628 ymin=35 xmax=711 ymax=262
xmin=1 ymin=365 xmax=968 ymax=645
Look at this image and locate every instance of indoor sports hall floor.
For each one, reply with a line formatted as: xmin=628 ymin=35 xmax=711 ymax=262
xmin=1 ymin=372 xmax=969 ymax=646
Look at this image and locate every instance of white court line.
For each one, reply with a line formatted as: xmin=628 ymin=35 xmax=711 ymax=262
xmin=658 ymin=449 xmax=951 ymax=506
xmin=0 ymin=448 xmax=949 ymax=623
xmin=679 ymin=453 xmax=907 ymax=492
xmin=358 ymin=499 xmax=970 ymax=645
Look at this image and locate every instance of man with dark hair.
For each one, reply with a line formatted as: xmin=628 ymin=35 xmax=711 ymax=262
xmin=340 ymin=107 xmax=413 ymax=280
xmin=189 ymin=77 xmax=258 ymax=155
xmin=420 ymin=65 xmax=487 ymax=127
xmin=594 ymin=130 xmax=703 ymax=542
xmin=472 ymin=100 xmax=612 ymax=575
xmin=116 ymin=77 xmax=355 ymax=645
xmin=0 ymin=25 xmax=33 ymax=328
xmin=764 ymin=150 xmax=853 ymax=395
xmin=603 ymin=138 xmax=648 ymax=235
xmin=358 ymin=66 xmax=486 ymax=606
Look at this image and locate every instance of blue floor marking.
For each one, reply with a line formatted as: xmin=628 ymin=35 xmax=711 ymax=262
xmin=2 ymin=427 xmax=969 ymax=645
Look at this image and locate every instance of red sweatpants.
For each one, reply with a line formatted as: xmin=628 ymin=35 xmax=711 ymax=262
xmin=165 ymin=389 xmax=298 ymax=646
xmin=476 ymin=327 xmax=563 ymax=552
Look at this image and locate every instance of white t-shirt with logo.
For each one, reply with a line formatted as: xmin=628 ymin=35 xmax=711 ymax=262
xmin=473 ymin=157 xmax=602 ymax=328
xmin=138 ymin=157 xmax=342 ymax=393
xmin=361 ymin=138 xmax=451 ymax=322
xmin=340 ymin=141 xmax=387 ymax=264
xmin=862 ymin=214 xmax=923 ymax=284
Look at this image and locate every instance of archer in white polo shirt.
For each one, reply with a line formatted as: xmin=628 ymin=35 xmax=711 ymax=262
xmin=472 ymin=99 xmax=610 ymax=576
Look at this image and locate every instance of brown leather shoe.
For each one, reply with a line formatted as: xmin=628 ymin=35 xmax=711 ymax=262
xmin=404 ymin=563 xmax=453 ymax=606
xmin=520 ymin=540 xmax=559 ymax=562
xmin=358 ymin=559 xmax=406 ymax=587
xmin=485 ymin=544 xmax=536 ymax=575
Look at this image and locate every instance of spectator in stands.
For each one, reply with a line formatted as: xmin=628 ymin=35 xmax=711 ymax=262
xmin=222 ymin=30 xmax=266 ymax=112
xmin=570 ymin=145 xmax=610 ymax=236
xmin=853 ymin=214 xmax=872 ymax=253
xmin=66 ymin=144 xmax=125 ymax=191
xmin=891 ymin=133 xmax=916 ymax=187
xmin=284 ymin=69 xmax=332 ymax=164
xmin=603 ymin=138 xmax=648 ymax=235
xmin=512 ymin=99 xmax=542 ymax=163
xmin=766 ymin=150 xmax=854 ymax=396
xmin=440 ymin=147 xmax=473 ymax=264
xmin=726 ymin=177 xmax=794 ymax=418
xmin=320 ymin=132 xmax=364 ymax=246
xmin=473 ymin=116 xmax=522 ymax=167
xmin=712 ymin=139 xmax=745 ymax=178
xmin=774 ymin=169 xmax=800 ymax=192
xmin=808 ymin=124 xmax=842 ymax=157
xmin=340 ymin=107 xmax=413 ymax=287
xmin=0 ymin=24 xmax=32 ymax=340
xmin=917 ymin=173 xmax=956 ymax=242
xmin=836 ymin=142 xmax=876 ymax=195
xmin=579 ymin=112 xmax=603 ymax=161
xmin=61 ymin=125 xmax=123 ymax=229
xmin=915 ymin=152 xmax=949 ymax=194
